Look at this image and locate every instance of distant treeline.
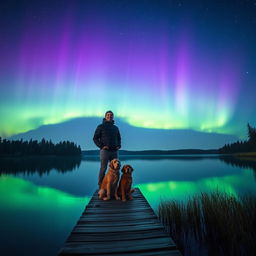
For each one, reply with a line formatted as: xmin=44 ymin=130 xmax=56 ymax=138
xmin=0 ymin=138 xmax=82 ymax=156
xmin=219 ymin=123 xmax=256 ymax=154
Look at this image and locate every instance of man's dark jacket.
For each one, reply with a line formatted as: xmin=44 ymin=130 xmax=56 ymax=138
xmin=93 ymin=119 xmax=121 ymax=150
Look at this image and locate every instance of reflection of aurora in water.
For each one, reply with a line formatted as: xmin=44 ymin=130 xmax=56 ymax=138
xmin=0 ymin=175 xmax=90 ymax=256
xmin=136 ymin=169 xmax=256 ymax=211
xmin=0 ymin=175 xmax=89 ymax=208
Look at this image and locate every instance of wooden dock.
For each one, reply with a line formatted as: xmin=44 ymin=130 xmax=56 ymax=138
xmin=58 ymin=188 xmax=182 ymax=256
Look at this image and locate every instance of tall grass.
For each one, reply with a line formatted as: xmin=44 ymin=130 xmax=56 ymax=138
xmin=158 ymin=192 xmax=256 ymax=256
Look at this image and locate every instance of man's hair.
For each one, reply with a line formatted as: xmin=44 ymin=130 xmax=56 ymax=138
xmin=105 ymin=110 xmax=114 ymax=117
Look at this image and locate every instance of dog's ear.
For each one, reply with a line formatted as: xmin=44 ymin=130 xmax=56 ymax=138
xmin=109 ymin=160 xmax=114 ymax=169
xmin=121 ymin=166 xmax=126 ymax=173
xmin=130 ymin=166 xmax=134 ymax=172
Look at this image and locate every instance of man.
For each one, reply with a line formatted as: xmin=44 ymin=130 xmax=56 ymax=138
xmin=93 ymin=110 xmax=121 ymax=188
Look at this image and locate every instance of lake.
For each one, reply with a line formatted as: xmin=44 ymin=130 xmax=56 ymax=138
xmin=0 ymin=155 xmax=256 ymax=256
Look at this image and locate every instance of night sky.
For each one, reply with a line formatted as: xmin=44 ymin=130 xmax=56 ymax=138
xmin=0 ymin=0 xmax=255 ymax=139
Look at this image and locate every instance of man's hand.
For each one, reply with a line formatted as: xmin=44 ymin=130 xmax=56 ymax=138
xmin=102 ymin=146 xmax=109 ymax=150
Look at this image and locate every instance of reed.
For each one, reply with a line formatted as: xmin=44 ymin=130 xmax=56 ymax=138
xmin=158 ymin=191 xmax=256 ymax=256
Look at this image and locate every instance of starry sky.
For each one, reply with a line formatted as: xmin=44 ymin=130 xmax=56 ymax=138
xmin=0 ymin=0 xmax=255 ymax=138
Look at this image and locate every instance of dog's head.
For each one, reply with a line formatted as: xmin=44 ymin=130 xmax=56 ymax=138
xmin=121 ymin=165 xmax=134 ymax=174
xmin=109 ymin=159 xmax=121 ymax=171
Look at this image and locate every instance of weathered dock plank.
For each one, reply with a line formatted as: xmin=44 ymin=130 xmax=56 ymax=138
xmin=58 ymin=188 xmax=182 ymax=256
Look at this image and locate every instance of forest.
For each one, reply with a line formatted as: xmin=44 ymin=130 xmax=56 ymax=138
xmin=219 ymin=124 xmax=256 ymax=154
xmin=0 ymin=138 xmax=81 ymax=156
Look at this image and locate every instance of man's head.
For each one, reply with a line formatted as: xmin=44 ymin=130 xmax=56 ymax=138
xmin=105 ymin=110 xmax=114 ymax=122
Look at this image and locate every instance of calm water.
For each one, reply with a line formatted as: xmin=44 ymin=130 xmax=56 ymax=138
xmin=0 ymin=155 xmax=256 ymax=256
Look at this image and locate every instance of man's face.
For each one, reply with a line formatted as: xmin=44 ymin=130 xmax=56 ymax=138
xmin=105 ymin=112 xmax=114 ymax=121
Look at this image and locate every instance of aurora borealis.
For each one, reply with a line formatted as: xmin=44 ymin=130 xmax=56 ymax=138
xmin=0 ymin=1 xmax=255 ymax=138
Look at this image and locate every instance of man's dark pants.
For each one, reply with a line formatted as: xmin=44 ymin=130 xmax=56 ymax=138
xmin=98 ymin=149 xmax=118 ymax=187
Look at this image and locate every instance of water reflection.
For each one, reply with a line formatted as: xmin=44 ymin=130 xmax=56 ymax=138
xmin=0 ymin=175 xmax=89 ymax=256
xmin=1 ymin=155 xmax=255 ymax=197
xmin=0 ymin=155 xmax=256 ymax=256
xmin=220 ymin=155 xmax=256 ymax=179
xmin=137 ymin=169 xmax=256 ymax=211
xmin=0 ymin=156 xmax=81 ymax=176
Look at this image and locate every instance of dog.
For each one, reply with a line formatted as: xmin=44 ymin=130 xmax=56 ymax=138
xmin=98 ymin=159 xmax=121 ymax=201
xmin=117 ymin=164 xmax=134 ymax=202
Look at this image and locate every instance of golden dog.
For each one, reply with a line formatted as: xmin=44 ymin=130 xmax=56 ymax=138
xmin=117 ymin=164 xmax=134 ymax=202
xmin=98 ymin=159 xmax=121 ymax=200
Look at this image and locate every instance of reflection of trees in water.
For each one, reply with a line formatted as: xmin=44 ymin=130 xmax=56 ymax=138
xmin=0 ymin=156 xmax=81 ymax=176
xmin=220 ymin=156 xmax=256 ymax=179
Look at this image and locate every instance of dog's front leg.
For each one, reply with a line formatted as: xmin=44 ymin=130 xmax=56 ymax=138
xmin=121 ymin=186 xmax=126 ymax=202
xmin=103 ymin=182 xmax=111 ymax=200
xmin=98 ymin=189 xmax=105 ymax=199
xmin=114 ymin=185 xmax=120 ymax=200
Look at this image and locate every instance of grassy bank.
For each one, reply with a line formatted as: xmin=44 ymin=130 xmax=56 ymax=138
xmin=158 ymin=192 xmax=256 ymax=256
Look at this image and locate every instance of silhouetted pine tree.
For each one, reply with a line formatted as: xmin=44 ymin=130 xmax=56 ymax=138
xmin=248 ymin=123 xmax=256 ymax=142
xmin=219 ymin=123 xmax=256 ymax=153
